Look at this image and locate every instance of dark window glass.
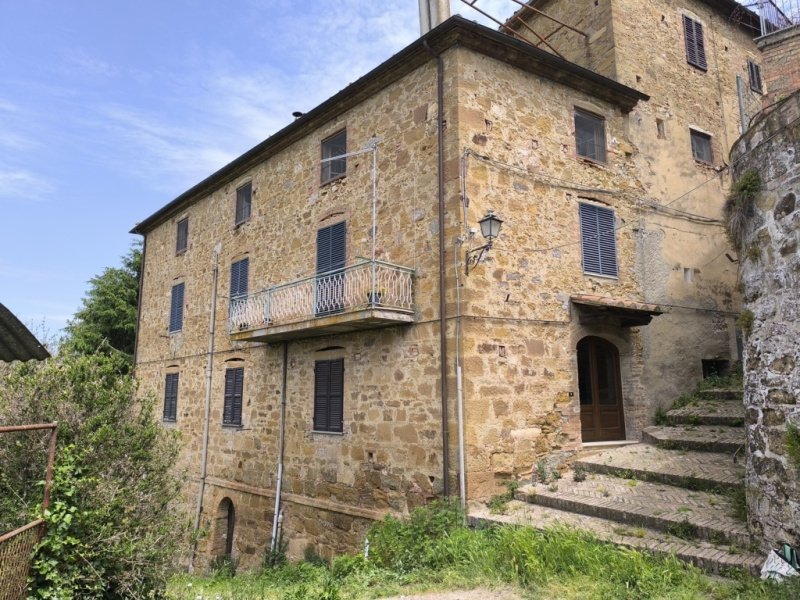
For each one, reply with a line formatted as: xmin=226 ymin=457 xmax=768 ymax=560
xmin=321 ymin=130 xmax=347 ymax=184
xmin=235 ymin=182 xmax=252 ymax=226
xmin=748 ymin=60 xmax=763 ymax=94
xmin=574 ymin=109 xmax=606 ymax=162
xmin=169 ymin=282 xmax=185 ymax=333
xmin=579 ymin=203 xmax=618 ymax=277
xmin=683 ymin=15 xmax=708 ymax=70
xmin=313 ymin=358 xmax=344 ymax=433
xmin=230 ymin=258 xmax=249 ymax=300
xmin=223 ymin=367 xmax=244 ymax=426
xmin=176 ymin=218 xmax=189 ymax=254
xmin=163 ymin=373 xmax=179 ymax=421
xmin=690 ymin=129 xmax=713 ymax=163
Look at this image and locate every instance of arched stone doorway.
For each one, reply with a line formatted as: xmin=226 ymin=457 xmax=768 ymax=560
xmin=577 ymin=336 xmax=626 ymax=442
xmin=212 ymin=497 xmax=235 ymax=558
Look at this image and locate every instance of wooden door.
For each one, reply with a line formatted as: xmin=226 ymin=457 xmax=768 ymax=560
xmin=578 ymin=337 xmax=626 ymax=442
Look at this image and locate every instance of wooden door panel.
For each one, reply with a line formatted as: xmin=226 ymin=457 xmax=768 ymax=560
xmin=578 ymin=337 xmax=626 ymax=442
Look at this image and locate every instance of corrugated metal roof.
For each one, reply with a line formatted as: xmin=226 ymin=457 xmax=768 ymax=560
xmin=0 ymin=303 xmax=50 ymax=362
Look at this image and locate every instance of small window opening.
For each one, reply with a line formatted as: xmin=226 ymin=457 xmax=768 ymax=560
xmin=690 ymin=129 xmax=713 ymax=164
xmin=748 ymin=60 xmax=763 ymax=94
xmin=702 ymin=359 xmax=730 ymax=378
xmin=656 ymin=118 xmax=666 ymax=139
xmin=235 ymin=182 xmax=252 ymax=226
xmin=574 ymin=109 xmax=607 ymax=163
xmin=683 ymin=267 xmax=692 ymax=283
xmin=321 ymin=130 xmax=347 ymax=184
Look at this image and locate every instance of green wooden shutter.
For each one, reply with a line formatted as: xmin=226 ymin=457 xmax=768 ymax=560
xmin=224 ymin=367 xmax=244 ymax=426
xmin=163 ymin=373 xmax=179 ymax=421
xmin=169 ymin=283 xmax=185 ymax=332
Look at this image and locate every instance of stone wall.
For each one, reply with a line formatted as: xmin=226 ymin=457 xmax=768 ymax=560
xmin=730 ymin=91 xmax=800 ymax=550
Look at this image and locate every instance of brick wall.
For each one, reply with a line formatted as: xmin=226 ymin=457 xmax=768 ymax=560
xmin=758 ymin=24 xmax=800 ymax=106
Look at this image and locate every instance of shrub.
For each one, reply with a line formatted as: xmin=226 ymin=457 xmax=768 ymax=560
xmin=725 ymin=169 xmax=761 ymax=250
xmin=785 ymin=424 xmax=800 ymax=471
xmin=0 ymin=353 xmax=187 ymax=598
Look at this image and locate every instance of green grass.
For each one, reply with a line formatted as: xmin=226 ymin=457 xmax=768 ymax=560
xmin=167 ymin=502 xmax=800 ymax=600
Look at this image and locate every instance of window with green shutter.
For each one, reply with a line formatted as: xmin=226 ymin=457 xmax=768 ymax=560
xmin=223 ymin=367 xmax=244 ymax=427
xmin=313 ymin=359 xmax=344 ymax=433
xmin=579 ymin=203 xmax=618 ymax=278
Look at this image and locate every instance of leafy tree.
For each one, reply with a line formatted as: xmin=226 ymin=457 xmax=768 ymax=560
xmin=62 ymin=243 xmax=141 ymax=365
xmin=0 ymin=352 xmax=187 ymax=598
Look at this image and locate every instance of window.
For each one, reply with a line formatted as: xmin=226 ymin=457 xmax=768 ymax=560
xmin=579 ymin=203 xmax=618 ymax=277
xmin=176 ymin=218 xmax=188 ymax=254
xmin=313 ymin=358 xmax=344 ymax=433
xmin=235 ymin=182 xmax=251 ymax=226
xmin=230 ymin=258 xmax=249 ymax=300
xmin=574 ymin=109 xmax=606 ymax=162
xmin=683 ymin=15 xmax=707 ymax=70
xmin=163 ymin=373 xmax=178 ymax=421
xmin=748 ymin=60 xmax=763 ymax=94
xmin=169 ymin=282 xmax=185 ymax=333
xmin=690 ymin=129 xmax=713 ymax=163
xmin=315 ymin=222 xmax=346 ymax=316
xmin=223 ymin=367 xmax=244 ymax=426
xmin=321 ymin=130 xmax=347 ymax=184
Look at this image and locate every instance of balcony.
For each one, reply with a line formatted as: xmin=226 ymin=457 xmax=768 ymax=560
xmin=229 ymin=259 xmax=415 ymax=342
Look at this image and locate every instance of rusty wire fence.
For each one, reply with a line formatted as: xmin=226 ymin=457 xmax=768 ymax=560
xmin=0 ymin=423 xmax=56 ymax=600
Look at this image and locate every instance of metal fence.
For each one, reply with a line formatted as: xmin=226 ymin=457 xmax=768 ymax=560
xmin=229 ymin=259 xmax=414 ymax=331
xmin=740 ymin=0 xmax=800 ymax=35
xmin=0 ymin=423 xmax=57 ymax=600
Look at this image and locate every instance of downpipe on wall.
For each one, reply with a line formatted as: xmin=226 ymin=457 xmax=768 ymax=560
xmin=189 ymin=241 xmax=222 ymax=573
xmin=270 ymin=341 xmax=289 ymax=553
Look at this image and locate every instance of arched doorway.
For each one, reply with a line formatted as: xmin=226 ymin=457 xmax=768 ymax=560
xmin=577 ymin=336 xmax=626 ymax=442
xmin=212 ymin=498 xmax=235 ymax=558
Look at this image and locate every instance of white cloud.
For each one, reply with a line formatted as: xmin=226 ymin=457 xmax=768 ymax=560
xmin=0 ymin=169 xmax=53 ymax=201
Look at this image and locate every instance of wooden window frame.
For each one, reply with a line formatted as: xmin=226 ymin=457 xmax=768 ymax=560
xmin=748 ymin=60 xmax=763 ymax=94
xmin=574 ymin=109 xmax=607 ymax=163
xmin=163 ymin=373 xmax=179 ymax=422
xmin=313 ymin=358 xmax=344 ymax=433
xmin=683 ymin=15 xmax=708 ymax=71
xmin=690 ymin=129 xmax=713 ymax=164
xmin=321 ymin=130 xmax=347 ymax=185
xmin=169 ymin=282 xmax=185 ymax=333
xmin=579 ymin=203 xmax=619 ymax=278
xmin=235 ymin=182 xmax=252 ymax=226
xmin=223 ymin=367 xmax=244 ymax=427
xmin=176 ymin=217 xmax=189 ymax=255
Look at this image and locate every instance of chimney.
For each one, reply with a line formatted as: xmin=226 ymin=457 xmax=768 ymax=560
xmin=419 ymin=0 xmax=451 ymax=35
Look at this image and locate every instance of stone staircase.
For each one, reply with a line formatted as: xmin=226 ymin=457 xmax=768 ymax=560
xmin=471 ymin=387 xmax=762 ymax=575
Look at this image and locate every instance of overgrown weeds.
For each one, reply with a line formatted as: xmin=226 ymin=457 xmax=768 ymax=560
xmin=487 ymin=479 xmax=519 ymax=514
xmin=725 ymin=169 xmax=761 ymax=250
xmin=168 ymin=502 xmax=800 ymax=599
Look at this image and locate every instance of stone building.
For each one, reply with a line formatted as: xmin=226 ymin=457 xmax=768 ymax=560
xmin=132 ymin=0 xmax=764 ymax=570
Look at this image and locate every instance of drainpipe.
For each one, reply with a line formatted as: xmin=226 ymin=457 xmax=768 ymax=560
xmin=423 ymin=39 xmax=450 ymax=498
xmin=270 ymin=341 xmax=289 ymax=553
xmin=131 ymin=236 xmax=147 ymax=375
xmin=190 ymin=241 xmax=222 ymax=572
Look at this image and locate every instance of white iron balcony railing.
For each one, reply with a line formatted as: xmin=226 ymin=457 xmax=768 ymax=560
xmin=739 ymin=0 xmax=800 ymax=35
xmin=229 ymin=259 xmax=414 ymax=334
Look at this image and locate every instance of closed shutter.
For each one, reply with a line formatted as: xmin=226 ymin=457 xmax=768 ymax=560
xmin=223 ymin=367 xmax=244 ymax=426
xmin=235 ymin=183 xmax=252 ymax=225
xmin=316 ymin=222 xmax=346 ymax=274
xmin=579 ymin=204 xmax=618 ymax=278
xmin=683 ymin=15 xmax=707 ymax=70
xmin=176 ymin=218 xmax=188 ymax=254
xmin=230 ymin=258 xmax=249 ymax=299
xmin=748 ymin=60 xmax=762 ymax=93
xmin=313 ymin=359 xmax=344 ymax=432
xmin=169 ymin=283 xmax=185 ymax=332
xmin=163 ymin=373 xmax=179 ymax=421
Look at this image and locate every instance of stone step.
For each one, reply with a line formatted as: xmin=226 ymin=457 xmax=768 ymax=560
xmin=666 ymin=401 xmax=745 ymax=427
xmin=574 ymin=444 xmax=744 ymax=492
xmin=469 ymin=501 xmax=761 ymax=576
xmin=643 ymin=425 xmax=745 ymax=453
xmin=516 ymin=473 xmax=750 ymax=548
xmin=698 ymin=388 xmax=742 ymax=401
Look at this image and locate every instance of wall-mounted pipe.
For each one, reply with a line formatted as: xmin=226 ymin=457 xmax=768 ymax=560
xmin=270 ymin=341 xmax=289 ymax=553
xmin=189 ymin=241 xmax=222 ymax=572
xmin=423 ymin=39 xmax=450 ymax=498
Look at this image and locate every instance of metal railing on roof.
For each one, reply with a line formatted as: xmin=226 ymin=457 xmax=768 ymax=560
xmin=741 ymin=0 xmax=800 ymax=36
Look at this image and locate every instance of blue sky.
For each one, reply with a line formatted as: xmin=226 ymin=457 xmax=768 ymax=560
xmin=0 ymin=1 xmax=519 ymax=337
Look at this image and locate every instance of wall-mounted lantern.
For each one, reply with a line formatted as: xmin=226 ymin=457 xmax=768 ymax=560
xmin=465 ymin=209 xmax=504 ymax=275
